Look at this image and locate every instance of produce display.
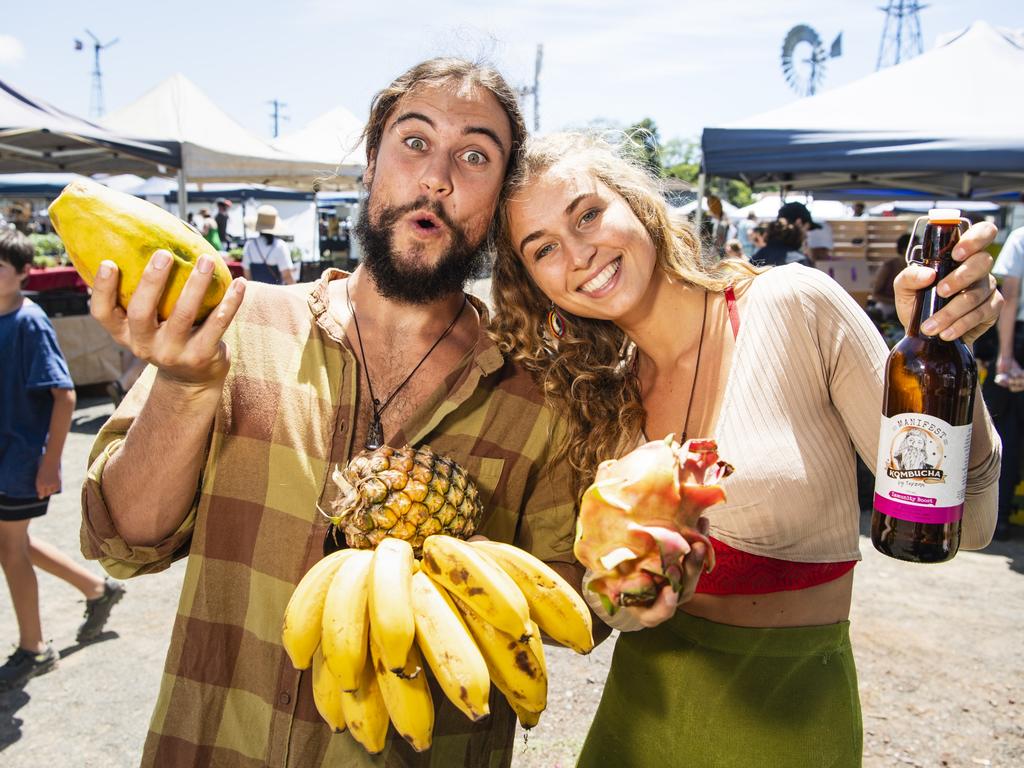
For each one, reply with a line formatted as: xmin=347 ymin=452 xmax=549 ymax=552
xmin=48 ymin=179 xmax=232 ymax=321
xmin=575 ymin=436 xmax=733 ymax=614
xmin=284 ymin=445 xmax=594 ymax=754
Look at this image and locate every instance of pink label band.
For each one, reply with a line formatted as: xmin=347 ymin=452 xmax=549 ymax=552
xmin=874 ymin=493 xmax=963 ymax=524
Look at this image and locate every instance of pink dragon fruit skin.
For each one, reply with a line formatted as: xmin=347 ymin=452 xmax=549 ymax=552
xmin=574 ymin=437 xmax=733 ymax=614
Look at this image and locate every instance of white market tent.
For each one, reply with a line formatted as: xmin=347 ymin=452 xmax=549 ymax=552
xmin=0 ymin=79 xmax=174 ymax=176
xmin=102 ymin=74 xmax=360 ymax=212
xmin=272 ymin=105 xmax=365 ymax=182
xmin=735 ymin=194 xmax=848 ymax=222
xmin=701 ymin=21 xmax=1024 ymax=202
xmin=671 ymin=196 xmax=741 ymax=220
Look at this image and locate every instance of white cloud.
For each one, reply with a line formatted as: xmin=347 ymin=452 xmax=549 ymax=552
xmin=0 ymin=34 xmax=25 ymax=65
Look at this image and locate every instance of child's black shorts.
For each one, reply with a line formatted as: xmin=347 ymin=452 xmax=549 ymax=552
xmin=0 ymin=493 xmax=50 ymax=521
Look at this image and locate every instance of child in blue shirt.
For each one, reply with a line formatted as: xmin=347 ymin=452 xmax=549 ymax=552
xmin=0 ymin=228 xmax=125 ymax=691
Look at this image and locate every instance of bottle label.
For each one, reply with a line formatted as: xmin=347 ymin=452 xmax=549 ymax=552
xmin=873 ymin=413 xmax=971 ymax=524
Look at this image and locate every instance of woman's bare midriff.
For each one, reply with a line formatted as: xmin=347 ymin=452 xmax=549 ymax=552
xmin=681 ymin=569 xmax=854 ymax=628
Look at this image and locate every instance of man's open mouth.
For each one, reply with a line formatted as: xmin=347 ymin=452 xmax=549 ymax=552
xmin=409 ymin=211 xmax=445 ymax=233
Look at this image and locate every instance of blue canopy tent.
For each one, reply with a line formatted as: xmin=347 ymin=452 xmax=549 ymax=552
xmin=700 ymin=22 xmax=1024 ymax=205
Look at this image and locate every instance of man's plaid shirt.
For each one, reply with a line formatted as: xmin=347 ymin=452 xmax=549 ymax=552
xmin=81 ymin=271 xmax=578 ymax=767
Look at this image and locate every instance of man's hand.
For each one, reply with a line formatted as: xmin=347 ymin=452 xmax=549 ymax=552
xmin=91 ymin=250 xmax=246 ymax=390
xmin=994 ymin=355 xmax=1024 ymax=392
xmin=894 ymin=222 xmax=1002 ymax=347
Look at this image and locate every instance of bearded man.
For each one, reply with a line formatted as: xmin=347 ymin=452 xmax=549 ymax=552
xmin=79 ymin=58 xmax=584 ymax=768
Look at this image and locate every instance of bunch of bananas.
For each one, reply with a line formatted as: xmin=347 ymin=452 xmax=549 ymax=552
xmin=282 ymin=534 xmax=595 ymax=754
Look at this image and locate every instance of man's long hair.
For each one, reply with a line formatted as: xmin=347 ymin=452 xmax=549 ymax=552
xmin=361 ymin=57 xmax=527 ymax=182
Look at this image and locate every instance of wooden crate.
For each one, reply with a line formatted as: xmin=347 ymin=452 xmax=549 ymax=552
xmin=867 ymin=217 xmax=916 ymax=259
xmin=829 ymin=219 xmax=869 ymax=246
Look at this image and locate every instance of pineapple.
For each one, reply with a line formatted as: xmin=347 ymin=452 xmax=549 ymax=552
xmin=325 ymin=445 xmax=484 ymax=556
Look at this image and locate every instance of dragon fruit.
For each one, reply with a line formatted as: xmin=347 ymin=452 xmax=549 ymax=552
xmin=574 ymin=437 xmax=733 ymax=614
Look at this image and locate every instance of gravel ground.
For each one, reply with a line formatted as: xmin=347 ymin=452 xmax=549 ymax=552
xmin=1 ymin=394 xmax=1021 ymax=767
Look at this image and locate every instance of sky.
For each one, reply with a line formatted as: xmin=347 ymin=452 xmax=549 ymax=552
xmin=3 ymin=0 xmax=1023 ymax=149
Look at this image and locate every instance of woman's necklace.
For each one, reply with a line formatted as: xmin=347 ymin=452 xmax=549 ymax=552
xmin=346 ymin=281 xmax=467 ymax=450
xmin=678 ymin=291 xmax=709 ymax=444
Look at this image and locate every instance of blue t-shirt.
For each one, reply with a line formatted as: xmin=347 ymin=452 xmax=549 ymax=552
xmin=0 ymin=299 xmax=74 ymax=498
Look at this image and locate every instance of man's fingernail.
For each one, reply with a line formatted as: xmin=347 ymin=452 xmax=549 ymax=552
xmin=940 ymin=328 xmax=956 ymax=341
xmin=922 ymin=320 xmax=938 ymax=334
xmin=153 ymin=251 xmax=171 ymax=270
xmin=197 ymin=255 xmax=213 ymax=274
xmin=937 ymin=283 xmax=951 ymax=297
xmin=98 ymin=261 xmax=113 ymax=279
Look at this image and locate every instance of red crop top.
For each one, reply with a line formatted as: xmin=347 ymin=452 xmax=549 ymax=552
xmin=693 ymin=287 xmax=857 ymax=596
xmin=694 ymin=536 xmax=856 ymax=595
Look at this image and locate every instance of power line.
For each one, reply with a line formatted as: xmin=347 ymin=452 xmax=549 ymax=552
xmin=267 ymin=99 xmax=289 ymax=138
xmin=517 ymin=44 xmax=543 ymax=132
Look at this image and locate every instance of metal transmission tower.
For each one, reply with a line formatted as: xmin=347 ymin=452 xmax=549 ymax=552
xmin=75 ymin=30 xmax=118 ymax=118
xmin=876 ymin=0 xmax=926 ymax=70
xmin=517 ymin=44 xmax=543 ymax=132
xmin=267 ymin=99 xmax=289 ymax=138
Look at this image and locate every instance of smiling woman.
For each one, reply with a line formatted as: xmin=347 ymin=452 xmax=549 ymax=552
xmin=487 ymin=130 xmax=1002 ymax=768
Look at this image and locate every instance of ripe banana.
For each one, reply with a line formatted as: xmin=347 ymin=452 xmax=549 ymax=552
xmin=311 ymin=645 xmax=346 ymax=733
xmin=370 ymin=633 xmax=433 ymax=752
xmin=452 ymin=594 xmax=547 ymax=715
xmin=471 ymin=540 xmax=595 ymax=654
xmin=339 ymin=650 xmax=390 ymax=755
xmin=421 ymin=535 xmax=531 ymax=640
xmin=321 ymin=549 xmax=373 ymax=691
xmin=410 ymin=569 xmax=491 ymax=722
xmin=369 ymin=537 xmax=416 ymax=673
xmin=511 ymin=699 xmax=541 ymax=730
xmin=282 ymin=548 xmax=357 ymax=669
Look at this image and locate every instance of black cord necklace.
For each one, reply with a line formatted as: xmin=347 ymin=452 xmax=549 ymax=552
xmin=678 ymin=290 xmax=710 ymax=444
xmin=346 ymin=281 xmax=467 ymax=451
xmin=636 ymin=290 xmax=709 ymax=444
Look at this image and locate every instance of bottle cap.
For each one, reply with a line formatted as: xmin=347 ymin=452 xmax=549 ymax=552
xmin=928 ymin=208 xmax=961 ymax=222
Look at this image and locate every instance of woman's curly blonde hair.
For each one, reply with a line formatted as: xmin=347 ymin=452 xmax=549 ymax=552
xmin=488 ymin=132 xmax=758 ymax=498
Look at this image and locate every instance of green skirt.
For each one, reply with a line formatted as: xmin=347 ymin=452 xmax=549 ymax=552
xmin=577 ymin=612 xmax=862 ymax=768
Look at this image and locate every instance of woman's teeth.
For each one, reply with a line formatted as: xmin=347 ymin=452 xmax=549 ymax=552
xmin=579 ymin=259 xmax=620 ymax=293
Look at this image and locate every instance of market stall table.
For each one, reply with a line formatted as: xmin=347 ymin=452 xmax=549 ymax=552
xmin=24 ymin=266 xmax=87 ymax=293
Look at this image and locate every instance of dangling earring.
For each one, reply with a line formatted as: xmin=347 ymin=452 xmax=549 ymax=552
xmin=546 ymin=304 xmax=567 ymax=339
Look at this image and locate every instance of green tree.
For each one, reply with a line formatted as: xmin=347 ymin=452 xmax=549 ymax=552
xmin=624 ymin=117 xmax=663 ymax=177
xmin=661 ymin=137 xmax=701 ymax=185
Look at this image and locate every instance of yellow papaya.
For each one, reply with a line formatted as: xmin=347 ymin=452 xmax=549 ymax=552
xmin=48 ymin=179 xmax=232 ymax=322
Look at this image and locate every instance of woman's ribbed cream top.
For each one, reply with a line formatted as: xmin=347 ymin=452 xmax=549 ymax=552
xmin=704 ymin=264 xmax=999 ymax=562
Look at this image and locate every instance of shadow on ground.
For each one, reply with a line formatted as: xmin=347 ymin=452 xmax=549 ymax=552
xmin=0 ymin=687 xmax=28 ymax=751
xmin=0 ymin=631 xmax=120 ymax=751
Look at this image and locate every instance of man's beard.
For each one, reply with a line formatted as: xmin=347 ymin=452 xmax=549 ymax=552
xmin=354 ymin=194 xmax=486 ymax=304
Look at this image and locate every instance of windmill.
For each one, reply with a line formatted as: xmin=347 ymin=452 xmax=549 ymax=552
xmin=74 ymin=30 xmax=118 ymax=118
xmin=780 ymin=25 xmax=842 ymax=97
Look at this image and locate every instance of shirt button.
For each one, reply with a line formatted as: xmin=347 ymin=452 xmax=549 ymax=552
xmin=279 ymin=692 xmax=291 ymax=705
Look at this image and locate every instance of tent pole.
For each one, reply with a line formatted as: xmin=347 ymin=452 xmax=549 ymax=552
xmin=695 ymin=172 xmax=706 ymax=237
xmin=177 ymin=165 xmax=188 ymax=218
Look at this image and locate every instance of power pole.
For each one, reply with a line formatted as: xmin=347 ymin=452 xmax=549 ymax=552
xmin=876 ymin=0 xmax=926 ymax=70
xmin=75 ymin=30 xmax=118 ymax=118
xmin=517 ymin=44 xmax=543 ymax=132
xmin=267 ymin=99 xmax=289 ymax=138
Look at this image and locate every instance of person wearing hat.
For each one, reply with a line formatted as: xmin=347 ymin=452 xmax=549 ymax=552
xmin=196 ymin=208 xmax=221 ymax=252
xmin=778 ymin=200 xmax=833 ymax=260
xmin=241 ymin=205 xmax=295 ymax=285
xmin=214 ymin=198 xmax=231 ymax=250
